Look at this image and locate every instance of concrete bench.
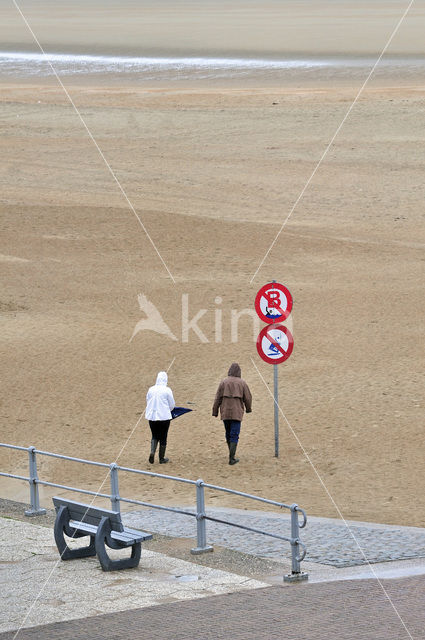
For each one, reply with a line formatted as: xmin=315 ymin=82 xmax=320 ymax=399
xmin=52 ymin=496 xmax=152 ymax=571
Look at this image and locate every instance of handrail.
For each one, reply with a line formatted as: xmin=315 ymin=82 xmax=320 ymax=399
xmin=116 ymin=463 xmax=197 ymax=485
xmin=204 ymin=513 xmax=292 ymax=544
xmin=0 ymin=444 xmax=28 ymax=452
xmin=297 ymin=540 xmax=307 ymax=562
xmin=201 ymin=481 xmax=292 ymax=510
xmin=37 ymin=480 xmax=112 ymax=500
xmin=296 ymin=507 xmax=308 ymax=529
xmin=120 ymin=496 xmax=196 ymax=517
xmin=0 ymin=442 xmax=308 ymax=580
xmin=34 ymin=449 xmax=110 ymax=468
xmin=0 ymin=471 xmax=30 ymax=482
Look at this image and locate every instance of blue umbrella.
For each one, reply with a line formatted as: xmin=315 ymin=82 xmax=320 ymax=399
xmin=171 ymin=407 xmax=193 ymax=420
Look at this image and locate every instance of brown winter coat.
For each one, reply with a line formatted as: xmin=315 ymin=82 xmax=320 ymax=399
xmin=212 ymin=363 xmax=252 ymax=421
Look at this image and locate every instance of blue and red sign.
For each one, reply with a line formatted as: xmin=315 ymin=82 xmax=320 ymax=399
xmin=255 ymin=282 xmax=294 ymax=364
xmin=256 ymin=324 xmax=294 ymax=365
xmin=254 ymin=282 xmax=293 ymax=324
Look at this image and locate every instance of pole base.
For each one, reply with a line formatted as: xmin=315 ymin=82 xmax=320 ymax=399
xmin=284 ymin=571 xmax=308 ymax=583
xmin=190 ymin=545 xmax=214 ymax=555
xmin=25 ymin=508 xmax=47 ymax=517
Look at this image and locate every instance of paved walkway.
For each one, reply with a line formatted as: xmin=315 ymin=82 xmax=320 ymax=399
xmin=0 ymin=517 xmax=267 ymax=634
xmin=2 ymin=508 xmax=425 ymax=639
xmin=2 ymin=576 xmax=423 ymax=640
xmin=124 ymin=507 xmax=425 ymax=567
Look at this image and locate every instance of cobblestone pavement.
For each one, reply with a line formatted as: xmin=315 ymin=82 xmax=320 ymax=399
xmin=124 ymin=508 xmax=425 ymax=567
xmin=1 ymin=576 xmax=423 ymax=640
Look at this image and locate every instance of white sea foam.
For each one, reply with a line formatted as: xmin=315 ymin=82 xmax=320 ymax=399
xmin=0 ymin=51 xmax=329 ymax=70
xmin=0 ymin=51 xmax=423 ymax=80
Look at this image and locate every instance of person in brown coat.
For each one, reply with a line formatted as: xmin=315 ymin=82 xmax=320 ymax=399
xmin=212 ymin=362 xmax=252 ymax=465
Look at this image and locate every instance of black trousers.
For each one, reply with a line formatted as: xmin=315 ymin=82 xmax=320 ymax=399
xmin=149 ymin=420 xmax=170 ymax=446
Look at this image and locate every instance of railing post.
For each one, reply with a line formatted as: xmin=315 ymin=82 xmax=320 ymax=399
xmin=109 ymin=463 xmax=120 ymax=513
xmin=191 ymin=479 xmax=213 ymax=555
xmin=284 ymin=504 xmax=308 ymax=582
xmin=25 ymin=447 xmax=46 ymax=516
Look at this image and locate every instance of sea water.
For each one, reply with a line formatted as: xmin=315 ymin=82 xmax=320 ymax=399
xmin=0 ymin=50 xmax=423 ymax=84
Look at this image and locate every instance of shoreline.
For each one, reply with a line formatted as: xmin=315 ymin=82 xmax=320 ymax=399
xmin=1 ymin=50 xmax=424 ymax=90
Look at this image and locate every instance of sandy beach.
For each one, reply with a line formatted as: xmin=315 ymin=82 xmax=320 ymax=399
xmin=0 ymin=1 xmax=424 ymax=527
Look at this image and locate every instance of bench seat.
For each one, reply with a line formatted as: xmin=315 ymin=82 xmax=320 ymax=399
xmin=69 ymin=520 xmax=152 ymax=547
xmin=53 ymin=496 xmax=152 ymax=571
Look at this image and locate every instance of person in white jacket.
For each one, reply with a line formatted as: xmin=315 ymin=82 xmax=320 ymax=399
xmin=145 ymin=371 xmax=175 ymax=464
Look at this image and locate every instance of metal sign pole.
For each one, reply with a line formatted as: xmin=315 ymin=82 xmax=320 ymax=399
xmin=272 ymin=280 xmax=279 ymax=458
xmin=255 ymin=279 xmax=294 ymax=460
xmin=274 ymin=363 xmax=279 ymax=457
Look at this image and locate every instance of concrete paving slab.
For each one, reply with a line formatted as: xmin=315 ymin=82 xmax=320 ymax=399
xmin=0 ymin=516 xmax=268 ymax=634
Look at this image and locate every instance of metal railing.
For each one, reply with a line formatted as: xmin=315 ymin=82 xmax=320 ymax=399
xmin=0 ymin=442 xmax=308 ymax=580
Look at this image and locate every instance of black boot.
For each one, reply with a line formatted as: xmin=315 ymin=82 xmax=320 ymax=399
xmin=159 ymin=444 xmax=169 ymax=464
xmin=149 ymin=439 xmax=158 ymax=464
xmin=229 ymin=442 xmax=239 ymax=465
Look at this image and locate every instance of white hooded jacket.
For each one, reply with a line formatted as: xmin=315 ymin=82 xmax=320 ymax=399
xmin=145 ymin=372 xmax=175 ymax=421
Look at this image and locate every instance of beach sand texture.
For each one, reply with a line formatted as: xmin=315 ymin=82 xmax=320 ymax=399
xmin=0 ymin=1 xmax=424 ymax=527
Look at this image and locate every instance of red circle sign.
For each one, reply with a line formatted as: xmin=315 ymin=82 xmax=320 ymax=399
xmin=256 ymin=324 xmax=294 ymax=364
xmin=255 ymin=282 xmax=293 ymax=324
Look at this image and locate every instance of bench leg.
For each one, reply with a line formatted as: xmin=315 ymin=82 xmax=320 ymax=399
xmin=95 ymin=517 xmax=142 ymax=571
xmin=54 ymin=505 xmax=96 ymax=561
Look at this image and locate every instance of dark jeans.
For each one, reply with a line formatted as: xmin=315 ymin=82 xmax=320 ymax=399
xmin=149 ymin=420 xmax=170 ymax=446
xmin=223 ymin=420 xmax=241 ymax=444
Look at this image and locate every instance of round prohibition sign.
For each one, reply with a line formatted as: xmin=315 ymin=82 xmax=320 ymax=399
xmin=256 ymin=324 xmax=294 ymax=365
xmin=255 ymin=282 xmax=293 ymax=324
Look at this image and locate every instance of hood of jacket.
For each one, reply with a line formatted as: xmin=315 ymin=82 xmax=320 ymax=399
xmin=155 ymin=371 xmax=168 ymax=386
xmin=227 ymin=362 xmax=241 ymax=378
